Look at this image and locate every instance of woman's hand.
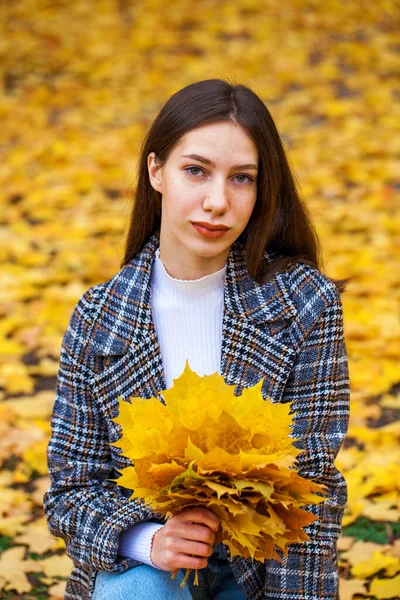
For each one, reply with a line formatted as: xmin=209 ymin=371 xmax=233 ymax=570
xmin=150 ymin=507 xmax=220 ymax=571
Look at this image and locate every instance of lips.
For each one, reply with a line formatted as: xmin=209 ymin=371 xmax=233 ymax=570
xmin=192 ymin=222 xmax=230 ymax=231
xmin=191 ymin=223 xmax=230 ymax=238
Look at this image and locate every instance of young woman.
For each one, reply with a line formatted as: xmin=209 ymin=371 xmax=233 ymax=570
xmin=44 ymin=78 xmax=350 ymax=600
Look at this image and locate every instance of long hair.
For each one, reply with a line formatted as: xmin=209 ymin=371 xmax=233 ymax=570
xmin=121 ymin=78 xmax=348 ymax=292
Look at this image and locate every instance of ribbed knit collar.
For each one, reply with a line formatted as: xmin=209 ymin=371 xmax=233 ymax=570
xmin=152 ymin=246 xmax=226 ymax=297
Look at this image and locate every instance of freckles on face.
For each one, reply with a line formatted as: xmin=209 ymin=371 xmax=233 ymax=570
xmin=162 ymin=176 xmax=196 ymax=218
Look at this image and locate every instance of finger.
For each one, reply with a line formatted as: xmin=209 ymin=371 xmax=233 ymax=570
xmin=177 ymin=522 xmax=216 ymax=546
xmin=173 ymin=538 xmax=214 ymax=558
xmin=175 ymin=553 xmax=209 ymax=570
xmin=180 ymin=507 xmax=220 ymax=532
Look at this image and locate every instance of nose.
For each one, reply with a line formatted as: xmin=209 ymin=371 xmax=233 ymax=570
xmin=202 ymin=177 xmax=229 ymax=213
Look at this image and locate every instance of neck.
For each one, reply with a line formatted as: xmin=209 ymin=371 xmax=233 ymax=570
xmin=157 ymin=243 xmax=229 ymax=281
xmin=154 ymin=247 xmax=226 ymax=295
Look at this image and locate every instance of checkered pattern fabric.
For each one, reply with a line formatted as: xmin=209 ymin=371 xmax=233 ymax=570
xmin=44 ymin=229 xmax=350 ymax=599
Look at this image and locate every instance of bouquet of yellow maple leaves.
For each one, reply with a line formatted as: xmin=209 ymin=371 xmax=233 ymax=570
xmin=109 ymin=361 xmax=329 ymax=587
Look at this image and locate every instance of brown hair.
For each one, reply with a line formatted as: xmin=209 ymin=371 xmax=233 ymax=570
xmin=121 ymin=78 xmax=348 ymax=293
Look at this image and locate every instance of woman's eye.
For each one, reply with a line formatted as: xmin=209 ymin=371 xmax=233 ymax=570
xmin=235 ymin=174 xmax=254 ymax=184
xmin=184 ymin=167 xmax=254 ymax=184
xmin=185 ymin=166 xmax=204 ymax=177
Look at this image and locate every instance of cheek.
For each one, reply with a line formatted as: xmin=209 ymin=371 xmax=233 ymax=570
xmin=165 ymin=175 xmax=190 ymax=200
xmin=236 ymin=196 xmax=257 ymax=219
xmin=163 ymin=187 xmax=196 ymax=220
xmin=246 ymin=193 xmax=258 ymax=215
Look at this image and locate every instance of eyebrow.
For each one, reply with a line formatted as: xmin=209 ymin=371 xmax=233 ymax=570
xmin=181 ymin=154 xmax=258 ymax=171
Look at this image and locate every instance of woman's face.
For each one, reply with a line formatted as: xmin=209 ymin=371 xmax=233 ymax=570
xmin=147 ymin=120 xmax=259 ymax=274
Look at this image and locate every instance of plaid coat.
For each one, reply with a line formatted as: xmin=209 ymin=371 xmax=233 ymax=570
xmin=44 ymin=229 xmax=350 ymax=600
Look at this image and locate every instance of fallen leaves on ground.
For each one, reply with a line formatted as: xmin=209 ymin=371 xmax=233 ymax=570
xmin=0 ymin=0 xmax=399 ymax=597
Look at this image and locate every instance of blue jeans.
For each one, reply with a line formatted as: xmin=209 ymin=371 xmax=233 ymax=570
xmin=92 ymin=543 xmax=246 ymax=599
xmin=92 ymin=564 xmax=191 ymax=599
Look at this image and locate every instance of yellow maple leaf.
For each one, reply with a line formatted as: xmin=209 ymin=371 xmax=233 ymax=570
xmin=110 ymin=361 xmax=329 ymax=586
xmin=0 ymin=546 xmax=38 ymax=594
xmin=369 ymin=573 xmax=400 ymax=600
xmin=339 ymin=577 xmax=368 ymax=600
xmin=15 ymin=516 xmax=62 ymax=554
xmin=36 ymin=553 xmax=74 ymax=578
xmin=350 ymin=549 xmax=400 ymax=579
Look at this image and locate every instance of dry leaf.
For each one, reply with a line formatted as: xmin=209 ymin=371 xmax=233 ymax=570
xmin=350 ymin=550 xmax=400 ymax=579
xmin=111 ymin=362 xmax=329 ymax=585
xmin=37 ymin=553 xmax=74 ymax=578
xmin=48 ymin=579 xmax=67 ymax=599
xmin=0 ymin=546 xmax=38 ymax=594
xmin=337 ymin=536 xmax=355 ymax=551
xmin=0 ymin=0 xmax=399 ymax=591
xmin=369 ymin=573 xmax=400 ymax=599
xmin=339 ymin=577 xmax=368 ymax=600
xmin=15 ymin=516 xmax=64 ymax=554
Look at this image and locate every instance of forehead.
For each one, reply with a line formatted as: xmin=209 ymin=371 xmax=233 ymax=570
xmin=173 ymin=122 xmax=258 ymax=161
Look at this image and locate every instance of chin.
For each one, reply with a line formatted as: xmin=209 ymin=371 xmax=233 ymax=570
xmin=189 ymin=242 xmax=231 ymax=258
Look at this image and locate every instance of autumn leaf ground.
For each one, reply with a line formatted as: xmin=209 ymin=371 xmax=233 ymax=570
xmin=1 ymin=0 xmax=399 ymax=598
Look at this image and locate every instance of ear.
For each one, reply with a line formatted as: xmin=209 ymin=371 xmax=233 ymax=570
xmin=147 ymin=152 xmax=163 ymax=193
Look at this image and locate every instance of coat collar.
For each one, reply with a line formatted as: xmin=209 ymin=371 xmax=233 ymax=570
xmin=88 ymin=229 xmax=297 ymax=359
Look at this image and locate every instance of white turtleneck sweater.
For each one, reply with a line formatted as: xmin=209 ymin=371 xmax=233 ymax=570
xmin=117 ymin=246 xmax=226 ymax=568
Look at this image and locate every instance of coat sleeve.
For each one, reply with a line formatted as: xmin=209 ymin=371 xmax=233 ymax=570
xmin=264 ymin=292 xmax=350 ymax=600
xmin=43 ymin=289 xmax=163 ymax=573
